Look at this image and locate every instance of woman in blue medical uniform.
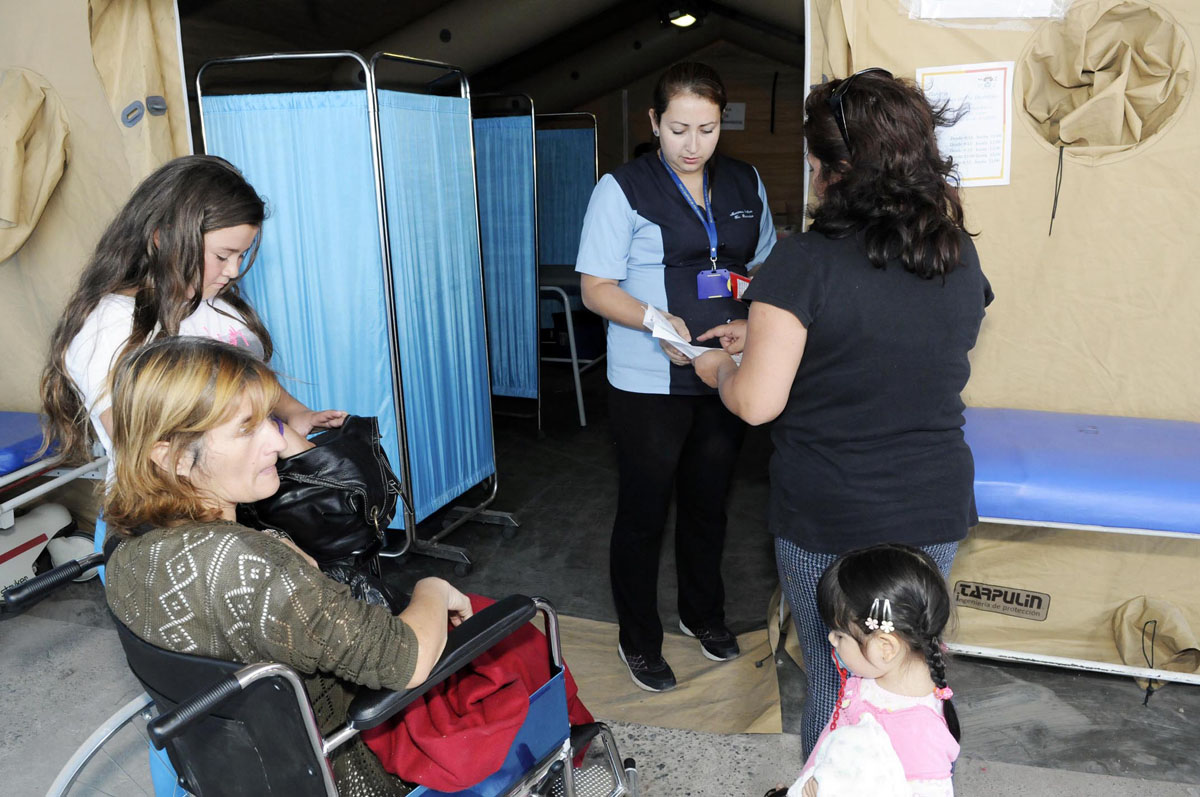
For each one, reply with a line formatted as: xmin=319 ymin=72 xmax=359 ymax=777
xmin=576 ymin=62 xmax=775 ymax=692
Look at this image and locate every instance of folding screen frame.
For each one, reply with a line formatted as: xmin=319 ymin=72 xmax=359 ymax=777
xmin=533 ymin=112 xmax=601 ymax=427
xmin=472 ymin=93 xmax=543 ymax=429
xmin=196 ymin=51 xmax=516 ymax=573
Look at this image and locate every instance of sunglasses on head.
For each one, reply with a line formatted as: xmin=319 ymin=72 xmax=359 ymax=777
xmin=827 ymin=67 xmax=893 ymax=152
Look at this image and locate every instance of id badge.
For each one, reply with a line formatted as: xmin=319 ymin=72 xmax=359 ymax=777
xmin=697 ymin=269 xmax=732 ymax=299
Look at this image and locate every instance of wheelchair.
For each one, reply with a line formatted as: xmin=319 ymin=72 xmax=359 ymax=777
xmin=6 ymin=555 xmax=639 ymax=797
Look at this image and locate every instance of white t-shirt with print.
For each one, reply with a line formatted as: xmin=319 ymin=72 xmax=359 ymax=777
xmin=64 ymin=294 xmax=264 ymax=459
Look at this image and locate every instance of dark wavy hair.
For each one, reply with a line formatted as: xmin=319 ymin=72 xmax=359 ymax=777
xmin=41 ymin=155 xmax=273 ymax=464
xmin=805 ymin=71 xmax=971 ymax=280
xmin=817 ymin=543 xmax=961 ymax=742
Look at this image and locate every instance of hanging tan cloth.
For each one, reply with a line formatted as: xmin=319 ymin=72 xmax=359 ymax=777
xmin=88 ymin=0 xmax=189 ymax=178
xmin=0 ymin=69 xmax=70 ymax=261
xmin=1020 ymin=0 xmax=1194 ymax=162
xmin=1112 ymin=596 xmax=1200 ymax=690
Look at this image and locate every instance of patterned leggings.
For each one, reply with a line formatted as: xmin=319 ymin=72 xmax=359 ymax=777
xmin=775 ymin=537 xmax=959 ymax=757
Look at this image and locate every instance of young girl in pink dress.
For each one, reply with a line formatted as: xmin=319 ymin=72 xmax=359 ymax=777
xmin=786 ymin=543 xmax=961 ymax=797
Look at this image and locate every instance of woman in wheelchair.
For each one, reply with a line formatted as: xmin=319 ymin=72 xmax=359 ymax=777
xmin=102 ymin=336 xmax=472 ymax=796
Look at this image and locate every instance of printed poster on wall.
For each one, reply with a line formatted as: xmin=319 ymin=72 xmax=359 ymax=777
xmin=908 ymin=0 xmax=1067 ymax=19
xmin=916 ymin=61 xmax=1014 ymax=188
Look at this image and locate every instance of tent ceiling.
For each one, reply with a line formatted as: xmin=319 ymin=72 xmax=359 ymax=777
xmin=180 ymin=0 xmax=803 ymax=111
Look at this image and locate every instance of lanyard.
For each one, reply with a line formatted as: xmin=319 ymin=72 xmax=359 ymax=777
xmin=659 ymin=152 xmax=718 ymax=270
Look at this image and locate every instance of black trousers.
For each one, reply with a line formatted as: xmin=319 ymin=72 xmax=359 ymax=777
xmin=608 ymin=386 xmax=747 ymax=657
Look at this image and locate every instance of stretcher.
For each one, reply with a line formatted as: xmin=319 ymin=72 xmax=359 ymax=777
xmin=951 ymin=407 xmax=1200 ymax=684
xmin=0 ymin=411 xmax=106 ymax=598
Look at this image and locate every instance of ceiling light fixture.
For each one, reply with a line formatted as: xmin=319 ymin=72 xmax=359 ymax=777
xmin=659 ymin=3 xmax=707 ymax=29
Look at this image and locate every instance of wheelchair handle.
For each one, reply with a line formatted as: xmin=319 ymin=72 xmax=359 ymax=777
xmin=147 ymin=673 xmax=244 ymax=749
xmin=2 ymin=552 xmax=104 ymax=609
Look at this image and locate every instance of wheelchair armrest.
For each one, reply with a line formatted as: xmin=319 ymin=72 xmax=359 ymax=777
xmin=2 ymin=553 xmax=105 ymax=609
xmin=346 ymin=593 xmax=537 ymax=730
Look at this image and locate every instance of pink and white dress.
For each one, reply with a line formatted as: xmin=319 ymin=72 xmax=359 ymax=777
xmin=788 ymin=676 xmax=959 ymax=797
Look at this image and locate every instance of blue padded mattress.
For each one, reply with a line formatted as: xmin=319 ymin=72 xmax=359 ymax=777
xmin=964 ymin=408 xmax=1200 ymax=535
xmin=0 ymin=412 xmax=48 ymax=478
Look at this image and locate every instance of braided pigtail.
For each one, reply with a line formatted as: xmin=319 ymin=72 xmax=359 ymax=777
xmin=924 ymin=636 xmax=960 ymax=741
xmin=818 ymin=544 xmax=962 ymax=743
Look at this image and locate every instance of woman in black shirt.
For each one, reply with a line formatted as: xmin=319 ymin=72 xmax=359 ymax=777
xmin=691 ymin=69 xmax=992 ymax=755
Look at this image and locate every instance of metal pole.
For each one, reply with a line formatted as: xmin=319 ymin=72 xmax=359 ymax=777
xmin=528 ymin=96 xmax=542 ymax=433
xmin=365 ymin=52 xmax=419 ymax=554
xmin=196 ymin=50 xmax=420 ymax=556
xmin=946 ymin=642 xmax=1200 ymax=686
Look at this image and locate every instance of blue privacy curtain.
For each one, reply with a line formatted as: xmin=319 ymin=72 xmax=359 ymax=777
xmin=201 ymin=91 xmax=404 ymax=502
xmin=474 ymin=116 xmax=537 ymax=399
xmin=535 ymin=127 xmax=595 ymax=265
xmin=377 ymin=90 xmax=495 ymax=522
xmin=203 ymin=89 xmax=496 ymax=527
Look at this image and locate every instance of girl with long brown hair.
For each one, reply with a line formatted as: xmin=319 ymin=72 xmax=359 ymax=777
xmin=41 ymin=154 xmax=344 ymax=470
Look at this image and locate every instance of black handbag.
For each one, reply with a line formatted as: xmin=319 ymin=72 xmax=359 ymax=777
xmin=248 ymin=415 xmax=400 ymax=563
xmin=238 ymin=416 xmax=404 ymax=612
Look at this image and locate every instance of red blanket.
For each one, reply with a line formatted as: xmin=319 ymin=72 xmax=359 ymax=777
xmin=363 ymin=595 xmax=593 ymax=791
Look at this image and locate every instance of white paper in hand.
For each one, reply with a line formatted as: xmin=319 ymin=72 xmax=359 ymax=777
xmin=642 ymin=304 xmax=710 ymax=360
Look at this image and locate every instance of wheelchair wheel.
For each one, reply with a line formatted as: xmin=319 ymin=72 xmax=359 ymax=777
xmin=48 ymin=692 xmax=184 ymax=796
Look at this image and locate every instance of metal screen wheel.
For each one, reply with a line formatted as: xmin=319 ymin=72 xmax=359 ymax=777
xmin=47 ymin=692 xmax=180 ymax=796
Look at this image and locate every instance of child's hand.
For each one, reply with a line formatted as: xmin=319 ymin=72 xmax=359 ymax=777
xmin=801 ymin=778 xmax=818 ymax=797
xmin=289 ymin=409 xmax=348 ymax=436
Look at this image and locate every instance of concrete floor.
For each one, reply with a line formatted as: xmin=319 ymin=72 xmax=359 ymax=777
xmin=3 ymin=359 xmax=1199 ymax=795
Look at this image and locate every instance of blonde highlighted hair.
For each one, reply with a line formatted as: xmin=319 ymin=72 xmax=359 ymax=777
xmin=105 ymin=337 xmax=281 ymax=535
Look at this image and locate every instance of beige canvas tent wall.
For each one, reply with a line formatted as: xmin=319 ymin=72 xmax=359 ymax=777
xmin=809 ymin=0 xmax=1199 ymax=423
xmin=0 ymin=0 xmax=189 ymax=415
xmin=805 ymin=0 xmax=1200 ymax=681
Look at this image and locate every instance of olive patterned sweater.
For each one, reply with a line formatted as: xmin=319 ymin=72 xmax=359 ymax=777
xmin=105 ymin=520 xmax=417 ymax=796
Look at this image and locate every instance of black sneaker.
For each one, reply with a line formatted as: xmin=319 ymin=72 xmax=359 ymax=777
xmin=679 ymin=619 xmax=740 ymax=661
xmin=618 ymin=645 xmax=677 ymax=692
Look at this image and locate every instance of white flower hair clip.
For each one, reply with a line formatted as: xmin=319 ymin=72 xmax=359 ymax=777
xmin=864 ymin=598 xmax=894 ymax=634
xmin=864 ymin=608 xmax=879 ymax=632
